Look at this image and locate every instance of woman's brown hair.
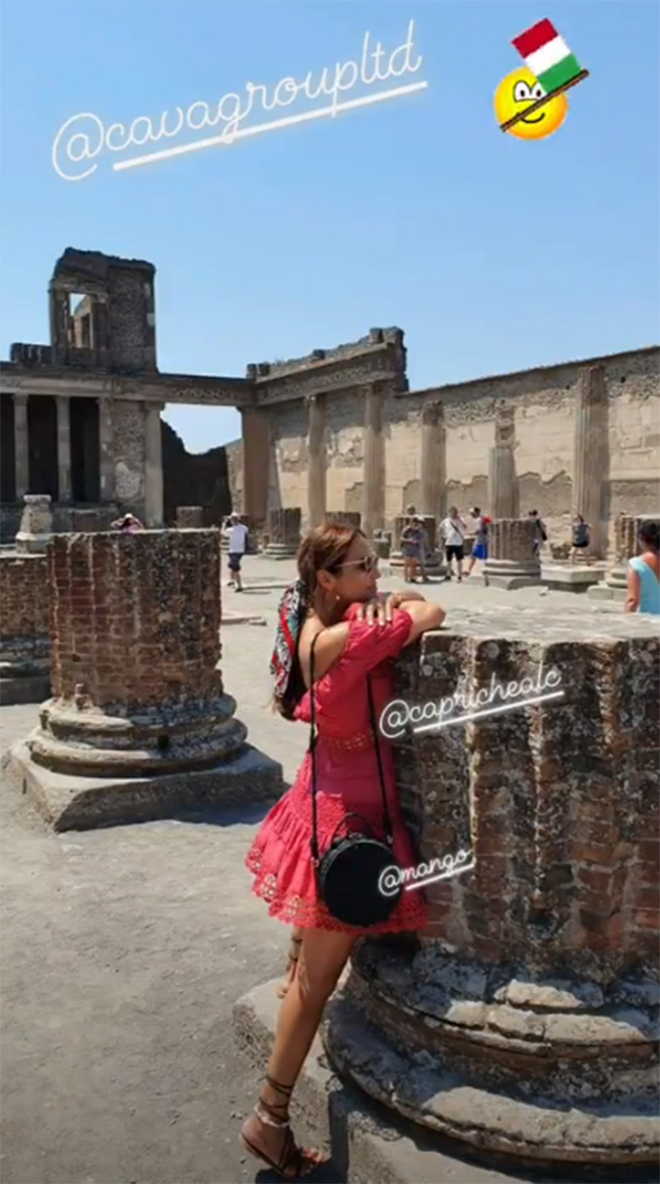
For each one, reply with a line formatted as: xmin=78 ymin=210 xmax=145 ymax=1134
xmin=275 ymin=523 xmax=363 ymax=720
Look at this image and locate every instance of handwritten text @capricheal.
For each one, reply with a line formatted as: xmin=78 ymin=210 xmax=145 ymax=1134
xmin=379 ymin=665 xmax=564 ymax=741
xmin=52 ymin=22 xmax=426 ymax=182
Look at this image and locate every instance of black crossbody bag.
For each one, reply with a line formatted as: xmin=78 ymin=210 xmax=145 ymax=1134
xmin=308 ymin=632 xmax=403 ymax=928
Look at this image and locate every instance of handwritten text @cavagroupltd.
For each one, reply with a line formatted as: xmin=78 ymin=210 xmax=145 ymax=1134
xmin=53 ymin=22 xmax=426 ymax=182
xmin=379 ymin=666 xmax=564 ymax=741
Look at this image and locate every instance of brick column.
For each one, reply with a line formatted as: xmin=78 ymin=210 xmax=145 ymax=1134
xmin=306 ymin=394 xmax=326 ymax=530
xmin=573 ymin=366 xmax=606 ymax=559
xmin=56 ymin=396 xmax=72 ymax=503
xmin=420 ymin=400 xmax=445 ymax=521
xmin=264 ymin=508 xmax=301 ymax=558
xmin=98 ymin=398 xmax=115 ymax=502
xmin=0 ymin=551 xmax=50 ymax=705
xmin=241 ymin=408 xmax=269 ymax=525
xmin=13 ymin=394 xmax=29 ymax=499
xmin=15 ymin=530 xmax=282 ymax=827
xmin=144 ymin=403 xmax=164 ymax=526
xmin=325 ymin=608 xmax=660 ymax=1167
xmin=483 ymin=518 xmax=541 ymax=588
xmin=362 ymin=383 xmax=385 ymax=539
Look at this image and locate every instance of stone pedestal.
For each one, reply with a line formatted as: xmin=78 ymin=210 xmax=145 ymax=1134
xmin=0 ymin=552 xmax=51 ymax=705
xmin=322 ymin=608 xmax=660 ymax=1168
xmin=372 ymin=529 xmax=392 ymax=560
xmin=70 ymin=509 xmax=104 ymax=533
xmin=10 ymin=531 xmax=282 ymax=829
xmin=15 ymin=494 xmax=53 ymax=554
xmin=176 ymin=505 xmax=205 ymax=529
xmin=324 ymin=512 xmax=361 ymax=530
xmin=483 ymin=519 xmax=541 ymax=588
xmin=264 ymin=508 xmax=301 ymax=559
xmin=589 ymin=515 xmax=655 ymax=603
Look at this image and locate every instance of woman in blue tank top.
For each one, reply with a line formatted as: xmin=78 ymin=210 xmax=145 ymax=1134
xmin=625 ymin=521 xmax=660 ymax=616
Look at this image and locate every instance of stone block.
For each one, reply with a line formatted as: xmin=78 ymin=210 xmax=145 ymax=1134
xmin=175 ymin=505 xmax=205 ymax=528
xmin=322 ymin=607 xmax=660 ymax=1168
xmin=265 ymin=508 xmax=301 ymax=557
xmin=541 ymin=563 xmax=606 ymax=592
xmin=324 ymin=511 xmax=362 ymax=530
xmin=15 ymin=494 xmax=53 ymax=554
xmin=10 ymin=530 xmax=282 ymax=827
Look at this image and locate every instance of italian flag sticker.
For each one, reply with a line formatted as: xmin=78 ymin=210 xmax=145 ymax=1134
xmin=512 ymin=19 xmax=585 ymax=96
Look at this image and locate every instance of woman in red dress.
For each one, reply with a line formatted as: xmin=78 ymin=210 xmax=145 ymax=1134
xmin=241 ymin=524 xmax=445 ymax=1177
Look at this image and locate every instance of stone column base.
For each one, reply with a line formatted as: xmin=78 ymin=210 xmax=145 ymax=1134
xmin=588 ymin=566 xmax=628 ymax=602
xmin=541 ymin=563 xmax=606 ymax=593
xmin=263 ymin=544 xmax=298 ymax=560
xmin=10 ymin=733 xmax=283 ymax=831
xmin=321 ymin=942 xmax=659 ymax=1169
xmin=483 ymin=559 xmax=541 ymax=589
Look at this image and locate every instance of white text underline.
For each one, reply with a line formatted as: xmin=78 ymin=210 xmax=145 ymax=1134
xmin=113 ymin=81 xmax=428 ymax=171
xmin=412 ymin=690 xmax=566 ymax=735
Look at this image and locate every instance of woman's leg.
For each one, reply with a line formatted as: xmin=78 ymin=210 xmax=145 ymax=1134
xmin=277 ymin=927 xmax=303 ymax=998
xmin=241 ymin=927 xmax=356 ymax=1176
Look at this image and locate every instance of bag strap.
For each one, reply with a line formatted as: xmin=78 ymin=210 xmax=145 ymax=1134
xmin=308 ymin=626 xmax=394 ymax=866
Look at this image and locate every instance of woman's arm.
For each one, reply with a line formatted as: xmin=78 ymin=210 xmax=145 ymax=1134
xmin=401 ymin=599 xmax=445 ymax=644
xmin=624 ymin=567 xmax=640 ymax=613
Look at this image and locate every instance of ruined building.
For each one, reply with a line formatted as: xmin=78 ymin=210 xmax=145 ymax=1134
xmin=1 ymin=249 xmax=658 ymax=550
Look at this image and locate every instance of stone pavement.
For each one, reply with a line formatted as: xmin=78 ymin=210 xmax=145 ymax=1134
xmin=0 ymin=555 xmax=636 ymax=1184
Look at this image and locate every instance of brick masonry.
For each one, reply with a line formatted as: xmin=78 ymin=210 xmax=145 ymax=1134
xmin=0 ymin=553 xmax=49 ymax=643
xmin=323 ymin=606 xmax=660 ymax=1166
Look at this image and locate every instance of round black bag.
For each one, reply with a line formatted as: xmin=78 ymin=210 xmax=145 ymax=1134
xmin=317 ymin=813 xmax=402 ymax=928
xmin=309 ymin=635 xmax=404 ymax=929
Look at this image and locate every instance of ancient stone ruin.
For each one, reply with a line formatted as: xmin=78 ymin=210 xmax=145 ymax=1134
xmin=10 ymin=529 xmax=282 ymax=829
xmin=264 ymin=508 xmax=301 ymax=559
xmin=321 ymin=607 xmax=660 ymax=1167
xmin=483 ymin=518 xmax=541 ymax=589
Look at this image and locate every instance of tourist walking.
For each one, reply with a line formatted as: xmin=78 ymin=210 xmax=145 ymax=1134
xmin=570 ymin=514 xmax=591 ymax=562
xmin=466 ymin=507 xmax=489 ymax=576
xmin=528 ymin=509 xmax=547 ymax=558
xmin=223 ymin=512 xmax=248 ymax=592
xmin=441 ymin=507 xmax=467 ymax=581
xmin=242 ymin=523 xmax=444 ymax=1177
xmin=401 ymin=515 xmax=426 ymax=583
xmin=624 ymin=521 xmax=660 ymax=615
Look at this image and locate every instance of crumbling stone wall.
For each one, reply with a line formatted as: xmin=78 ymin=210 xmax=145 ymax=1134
xmin=162 ymin=421 xmax=231 ymax=526
xmin=0 ymin=554 xmax=49 ymax=641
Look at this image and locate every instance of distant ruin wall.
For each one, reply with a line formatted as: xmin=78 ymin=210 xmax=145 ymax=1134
xmin=161 ymin=421 xmax=232 ymax=526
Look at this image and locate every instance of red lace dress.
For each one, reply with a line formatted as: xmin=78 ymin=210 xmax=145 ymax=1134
xmin=245 ymin=605 xmax=428 ymax=934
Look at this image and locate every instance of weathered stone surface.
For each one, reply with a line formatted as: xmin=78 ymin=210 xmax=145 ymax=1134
xmin=11 ymin=530 xmax=283 ymax=827
xmin=324 ymin=511 xmax=362 ymax=530
xmin=175 ymin=505 xmax=205 ymax=528
xmin=484 ymin=519 xmax=541 ymax=588
xmin=15 ymin=494 xmax=53 ymax=554
xmin=264 ymin=507 xmax=301 ymax=557
xmin=0 ymin=551 xmax=51 ymax=704
xmin=324 ymin=607 xmax=660 ymax=1166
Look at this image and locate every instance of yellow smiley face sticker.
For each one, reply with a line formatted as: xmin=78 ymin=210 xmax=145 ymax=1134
xmin=494 ymin=67 xmax=568 ymax=140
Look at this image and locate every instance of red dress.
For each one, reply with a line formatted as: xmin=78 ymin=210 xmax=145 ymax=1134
xmin=246 ymin=605 xmax=428 ymax=935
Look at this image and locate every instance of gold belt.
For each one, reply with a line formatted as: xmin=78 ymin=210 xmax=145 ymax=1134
xmin=318 ymin=731 xmax=374 ymax=752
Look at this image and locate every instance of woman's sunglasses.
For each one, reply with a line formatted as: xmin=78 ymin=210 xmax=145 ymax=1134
xmin=329 ymin=555 xmax=379 ymax=575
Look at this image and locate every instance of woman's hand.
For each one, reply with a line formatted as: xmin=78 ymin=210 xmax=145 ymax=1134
xmin=357 ymin=591 xmax=427 ymax=625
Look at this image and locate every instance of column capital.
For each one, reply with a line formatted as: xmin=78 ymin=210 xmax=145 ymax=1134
xmin=421 ymin=399 xmax=443 ymax=427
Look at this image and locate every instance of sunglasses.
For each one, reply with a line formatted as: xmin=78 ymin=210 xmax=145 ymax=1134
xmin=328 ymin=555 xmax=379 ymax=575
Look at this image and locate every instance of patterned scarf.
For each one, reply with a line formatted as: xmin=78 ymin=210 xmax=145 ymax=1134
xmin=271 ymin=580 xmax=308 ymax=701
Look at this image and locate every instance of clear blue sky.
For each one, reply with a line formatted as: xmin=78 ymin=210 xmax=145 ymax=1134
xmin=1 ymin=1 xmax=658 ymax=452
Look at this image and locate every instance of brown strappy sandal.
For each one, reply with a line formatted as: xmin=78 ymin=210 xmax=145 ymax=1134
xmin=276 ymin=934 xmax=303 ymax=999
xmin=239 ymin=1075 xmax=326 ymax=1179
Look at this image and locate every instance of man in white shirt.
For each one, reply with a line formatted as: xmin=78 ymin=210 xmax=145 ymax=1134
xmin=223 ymin=513 xmax=249 ymax=592
xmin=440 ymin=507 xmax=467 ymax=582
